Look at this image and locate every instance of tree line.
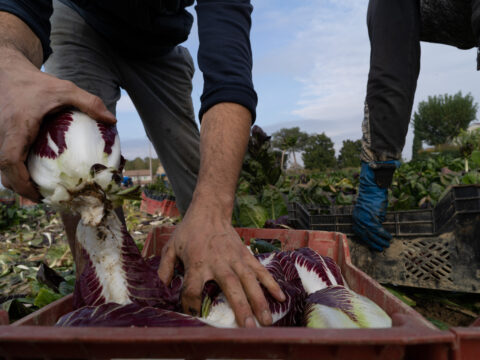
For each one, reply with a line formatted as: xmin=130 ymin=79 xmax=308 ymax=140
xmin=124 ymin=92 xmax=478 ymax=172
xmin=124 ymin=157 xmax=161 ymax=171
xmin=271 ymin=127 xmax=362 ymax=170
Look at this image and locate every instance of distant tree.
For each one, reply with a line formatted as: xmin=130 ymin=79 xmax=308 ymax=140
xmin=273 ymin=149 xmax=289 ymax=171
xmin=411 ymin=127 xmax=423 ymax=161
xmin=125 ymin=157 xmax=146 ymax=170
xmin=271 ymin=127 xmax=309 ymax=169
xmin=338 ymin=139 xmax=362 ymax=168
xmin=302 ymin=133 xmax=336 ymax=170
xmin=413 ymin=92 xmax=478 ymax=146
xmin=125 ymin=157 xmax=160 ymax=171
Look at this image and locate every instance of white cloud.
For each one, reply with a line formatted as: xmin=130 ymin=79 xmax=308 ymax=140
xmin=256 ymin=1 xmax=480 ymax=161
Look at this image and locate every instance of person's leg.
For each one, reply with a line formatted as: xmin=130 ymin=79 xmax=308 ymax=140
xmin=44 ymin=0 xmax=122 ymax=274
xmin=115 ymin=46 xmax=200 ymax=214
xmin=362 ymin=0 xmax=421 ymax=163
xmin=45 ymin=1 xmax=121 ymax=114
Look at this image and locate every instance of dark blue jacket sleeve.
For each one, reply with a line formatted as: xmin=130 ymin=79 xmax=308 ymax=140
xmin=195 ymin=0 xmax=258 ymax=122
xmin=0 ymin=0 xmax=52 ymax=62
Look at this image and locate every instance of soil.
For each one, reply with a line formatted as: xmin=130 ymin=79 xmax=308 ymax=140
xmin=413 ymin=298 xmax=475 ymax=327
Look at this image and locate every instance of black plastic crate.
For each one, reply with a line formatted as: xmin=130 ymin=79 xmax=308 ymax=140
xmin=289 ymin=185 xmax=480 ymax=293
xmin=289 ymin=202 xmax=435 ymax=238
xmin=434 ymin=185 xmax=480 ymax=233
xmin=349 ymin=210 xmax=480 ymax=293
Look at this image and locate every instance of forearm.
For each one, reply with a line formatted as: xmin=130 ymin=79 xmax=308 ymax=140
xmin=189 ymin=102 xmax=251 ymax=219
xmin=0 ymin=11 xmax=43 ymax=67
xmin=157 ymin=104 xmax=284 ymax=327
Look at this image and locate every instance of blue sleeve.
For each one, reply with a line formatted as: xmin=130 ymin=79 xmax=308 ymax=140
xmin=195 ymin=0 xmax=258 ymax=123
xmin=0 ymin=0 xmax=53 ymax=62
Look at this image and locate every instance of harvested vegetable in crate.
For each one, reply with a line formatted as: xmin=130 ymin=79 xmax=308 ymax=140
xmin=28 ymin=110 xmax=391 ymax=329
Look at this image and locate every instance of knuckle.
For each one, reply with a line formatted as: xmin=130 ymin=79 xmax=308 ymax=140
xmin=61 ymin=80 xmax=76 ymax=92
xmin=0 ymin=155 xmax=14 ymax=171
xmin=254 ymin=263 xmax=272 ymax=278
xmin=221 ymin=273 xmax=238 ymax=286
xmin=51 ymin=80 xmax=75 ymax=98
xmin=160 ymin=243 xmax=171 ymax=257
xmin=88 ymin=94 xmax=103 ymax=110
xmin=181 ymin=284 xmax=201 ymax=301
xmin=238 ymin=267 xmax=257 ymax=282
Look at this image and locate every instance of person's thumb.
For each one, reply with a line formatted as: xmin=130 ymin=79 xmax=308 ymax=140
xmin=61 ymin=83 xmax=116 ymax=125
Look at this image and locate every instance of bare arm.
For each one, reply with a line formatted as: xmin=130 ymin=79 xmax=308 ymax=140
xmin=158 ymin=103 xmax=285 ymax=327
xmin=0 ymin=11 xmax=43 ymax=67
xmin=0 ymin=11 xmax=116 ymax=201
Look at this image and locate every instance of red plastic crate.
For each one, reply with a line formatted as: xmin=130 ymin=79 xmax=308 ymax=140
xmin=451 ymin=325 xmax=480 ymax=360
xmin=140 ymin=191 xmax=180 ymax=217
xmin=0 ymin=227 xmax=455 ymax=360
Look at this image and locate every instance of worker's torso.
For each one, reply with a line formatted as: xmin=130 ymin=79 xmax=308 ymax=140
xmin=59 ymin=0 xmax=195 ymax=57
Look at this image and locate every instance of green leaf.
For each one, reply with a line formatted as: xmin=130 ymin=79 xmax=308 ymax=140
xmin=471 ymin=150 xmax=480 ymax=167
xmin=236 ymin=195 xmax=268 ymax=228
xmin=260 ymin=186 xmax=287 ymax=220
xmin=335 ymin=192 xmax=353 ymax=205
xmin=428 ymin=183 xmax=444 ymax=202
xmin=250 ymin=239 xmax=280 ymax=254
xmin=33 ymin=288 xmax=63 ymax=308
xmin=58 ymin=281 xmax=75 ymax=296
xmin=462 ymin=171 xmax=480 ymax=185
xmin=427 ymin=317 xmax=450 ymax=331
xmin=384 ymin=286 xmax=417 ymax=307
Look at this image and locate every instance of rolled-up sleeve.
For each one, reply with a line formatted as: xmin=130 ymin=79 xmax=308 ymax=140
xmin=0 ymin=0 xmax=53 ymax=62
xmin=195 ymin=0 xmax=258 ymax=122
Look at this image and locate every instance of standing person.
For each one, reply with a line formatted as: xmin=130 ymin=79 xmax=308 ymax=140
xmin=0 ymin=0 xmax=285 ymax=327
xmin=352 ymin=0 xmax=480 ymax=251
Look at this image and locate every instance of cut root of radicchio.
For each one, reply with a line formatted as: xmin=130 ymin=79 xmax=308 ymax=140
xmin=56 ymin=302 xmax=208 ymax=327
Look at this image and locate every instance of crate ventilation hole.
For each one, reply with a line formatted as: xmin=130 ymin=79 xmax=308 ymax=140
xmin=401 ymin=239 xmax=453 ymax=284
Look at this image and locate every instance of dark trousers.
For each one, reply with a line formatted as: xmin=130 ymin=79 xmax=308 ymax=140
xmin=362 ymin=0 xmax=480 ymax=163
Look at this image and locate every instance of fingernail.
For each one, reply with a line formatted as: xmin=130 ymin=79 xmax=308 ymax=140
xmin=279 ymin=291 xmax=286 ymax=301
xmin=261 ymin=309 xmax=272 ymax=325
xmin=244 ymin=316 xmax=256 ymax=328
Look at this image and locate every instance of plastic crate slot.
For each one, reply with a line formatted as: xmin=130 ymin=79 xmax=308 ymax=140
xmin=442 ymin=266 xmax=452 ymax=274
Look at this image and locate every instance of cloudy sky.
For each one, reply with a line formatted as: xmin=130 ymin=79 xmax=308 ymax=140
xmin=116 ymin=0 xmax=480 ymax=161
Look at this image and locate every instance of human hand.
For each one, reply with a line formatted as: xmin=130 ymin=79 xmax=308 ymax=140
xmin=0 ymin=48 xmax=116 ymax=201
xmin=157 ymin=205 xmax=286 ymax=328
xmin=352 ymin=161 xmax=400 ymax=251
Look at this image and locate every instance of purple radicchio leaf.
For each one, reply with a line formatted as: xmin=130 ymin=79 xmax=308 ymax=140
xmin=305 ymin=286 xmax=357 ymax=322
xmin=33 ymin=111 xmax=73 ymax=159
xmin=56 ymin=302 xmax=208 ymax=327
xmin=263 ymin=277 xmax=305 ymax=326
xmin=203 ymin=251 xmax=306 ymax=327
xmin=257 ymin=251 xmax=305 ymax=326
xmin=96 ymin=122 xmax=118 ymax=155
xmin=290 ymin=247 xmax=344 ymax=294
xmin=74 ymin=212 xmax=181 ymax=311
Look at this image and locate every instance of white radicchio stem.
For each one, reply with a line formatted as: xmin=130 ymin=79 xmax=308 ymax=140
xmin=76 ymin=210 xmax=132 ymax=305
